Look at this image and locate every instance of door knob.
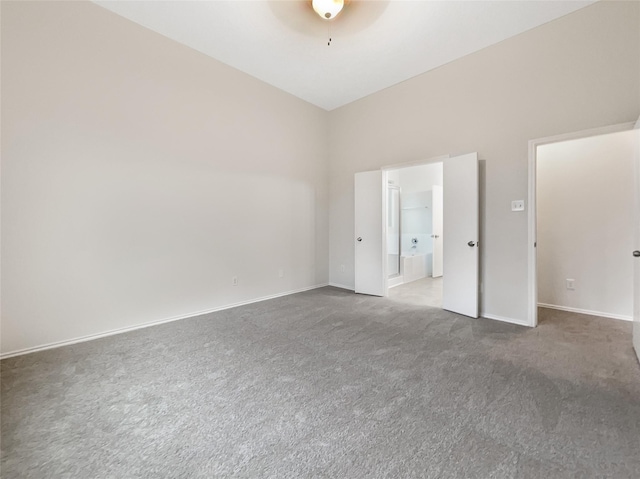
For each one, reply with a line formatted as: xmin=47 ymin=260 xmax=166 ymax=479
xmin=634 ymin=250 xmax=640 ymax=257
xmin=357 ymin=237 xmax=363 ymax=242
xmin=468 ymin=241 xmax=476 ymax=247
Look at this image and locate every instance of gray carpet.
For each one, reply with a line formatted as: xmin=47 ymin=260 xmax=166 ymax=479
xmin=2 ymin=287 xmax=640 ymax=478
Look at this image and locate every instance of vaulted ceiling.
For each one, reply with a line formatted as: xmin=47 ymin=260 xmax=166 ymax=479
xmin=94 ymin=1 xmax=596 ymax=111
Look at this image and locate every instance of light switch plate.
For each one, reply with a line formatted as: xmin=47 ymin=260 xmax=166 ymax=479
xmin=511 ymin=200 xmax=525 ymax=211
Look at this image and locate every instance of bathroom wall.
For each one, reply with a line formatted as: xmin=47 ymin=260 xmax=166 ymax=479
xmin=401 ymin=191 xmax=432 ymax=256
xmin=398 ymin=163 xmax=443 ymax=256
xmin=385 ymin=163 xmax=444 ymax=283
xmin=398 ymin=163 xmax=443 ymax=194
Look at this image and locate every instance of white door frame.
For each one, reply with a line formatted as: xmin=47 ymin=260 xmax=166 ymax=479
xmin=380 ymin=154 xmax=450 ymax=295
xmin=527 ymin=121 xmax=637 ymax=327
xmin=633 ymin=117 xmax=640 ymax=362
xmin=431 ymin=184 xmax=444 ymax=278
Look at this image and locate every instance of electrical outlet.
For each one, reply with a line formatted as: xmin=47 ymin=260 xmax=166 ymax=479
xmin=278 ymin=268 xmax=284 ymax=278
xmin=511 ymin=200 xmax=525 ymax=212
xmin=232 ymin=276 xmax=238 ymax=286
xmin=340 ymin=264 xmax=346 ymax=273
xmin=566 ymin=279 xmax=575 ymax=290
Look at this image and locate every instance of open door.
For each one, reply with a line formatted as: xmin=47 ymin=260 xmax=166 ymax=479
xmin=432 ymin=185 xmax=443 ymax=278
xmin=633 ymin=120 xmax=640 ymax=362
xmin=443 ymin=152 xmax=479 ymax=318
xmin=355 ymin=170 xmax=385 ymax=296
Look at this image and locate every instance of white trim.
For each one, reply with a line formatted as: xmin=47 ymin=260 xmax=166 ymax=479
xmin=328 ymin=282 xmax=354 ymax=291
xmin=527 ymin=121 xmax=636 ymax=329
xmin=0 ymin=283 xmax=329 ymax=360
xmin=634 ymin=117 xmax=640 ymax=364
xmin=381 ymin=170 xmax=389 ymax=297
xmin=381 ymin=154 xmax=449 ymax=171
xmin=538 ymin=303 xmax=632 ymax=322
xmin=481 ymin=312 xmax=532 ymax=327
xmin=527 ymin=138 xmax=538 ymax=327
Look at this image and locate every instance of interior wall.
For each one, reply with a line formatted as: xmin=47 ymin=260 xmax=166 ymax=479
xmin=401 ymin=191 xmax=432 ymax=256
xmin=1 ymin=1 xmax=329 ymax=355
xmin=397 ymin=163 xmax=443 ymax=256
xmin=327 ymin=1 xmax=640 ymax=322
xmin=398 ymin=163 xmax=443 ymax=195
xmin=537 ymin=130 xmax=637 ymax=320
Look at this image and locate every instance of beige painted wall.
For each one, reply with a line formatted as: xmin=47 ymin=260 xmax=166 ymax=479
xmin=327 ymin=1 xmax=640 ymax=322
xmin=1 ymin=1 xmax=329 ymax=355
xmin=537 ymin=130 xmax=637 ymax=320
xmin=2 ymin=1 xmax=640 ymax=354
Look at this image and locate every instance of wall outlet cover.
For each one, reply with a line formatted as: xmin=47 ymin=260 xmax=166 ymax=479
xmin=511 ymin=200 xmax=525 ymax=211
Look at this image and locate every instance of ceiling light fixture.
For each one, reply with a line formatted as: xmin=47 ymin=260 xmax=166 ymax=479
xmin=312 ymin=0 xmax=344 ymax=20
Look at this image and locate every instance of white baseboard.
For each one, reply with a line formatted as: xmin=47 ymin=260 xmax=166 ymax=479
xmin=0 ymin=283 xmax=330 ymax=360
xmin=481 ymin=312 xmax=533 ymax=327
xmin=537 ymin=303 xmax=632 ymax=322
xmin=328 ymin=282 xmax=354 ymax=291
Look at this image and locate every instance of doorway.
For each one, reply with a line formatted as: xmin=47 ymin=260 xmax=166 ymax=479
xmin=536 ymin=130 xmax=636 ymax=323
xmin=528 ymin=121 xmax=639 ymax=327
xmin=385 ymin=162 xmax=444 ymax=308
xmin=354 ymin=152 xmax=480 ymax=318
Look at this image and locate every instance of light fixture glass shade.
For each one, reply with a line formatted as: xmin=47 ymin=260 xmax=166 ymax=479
xmin=312 ymin=0 xmax=344 ymax=20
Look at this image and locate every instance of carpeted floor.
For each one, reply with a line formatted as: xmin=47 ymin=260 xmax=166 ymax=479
xmin=2 ymin=287 xmax=639 ymax=478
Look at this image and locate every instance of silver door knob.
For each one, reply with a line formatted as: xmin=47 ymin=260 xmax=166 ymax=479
xmin=357 ymin=237 xmax=362 ymax=242
xmin=468 ymin=241 xmax=476 ymax=247
xmin=634 ymin=250 xmax=640 ymax=257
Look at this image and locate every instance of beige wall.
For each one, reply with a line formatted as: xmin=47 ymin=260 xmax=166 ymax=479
xmin=2 ymin=1 xmax=640 ymax=355
xmin=1 ymin=1 xmax=329 ymax=355
xmin=537 ymin=130 xmax=637 ymax=320
xmin=328 ymin=1 xmax=640 ymax=322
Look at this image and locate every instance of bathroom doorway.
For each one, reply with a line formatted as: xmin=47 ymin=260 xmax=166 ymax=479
xmin=355 ymin=152 xmax=479 ymax=316
xmin=385 ymin=162 xmax=444 ymax=308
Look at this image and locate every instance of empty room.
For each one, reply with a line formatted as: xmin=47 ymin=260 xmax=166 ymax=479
xmin=2 ymin=1 xmax=640 ymax=477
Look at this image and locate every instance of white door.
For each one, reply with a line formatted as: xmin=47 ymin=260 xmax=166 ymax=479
xmin=443 ymin=152 xmax=479 ymax=318
xmin=355 ymin=170 xmax=385 ymax=296
xmin=633 ymin=122 xmax=640 ymax=361
xmin=432 ymin=185 xmax=444 ymax=277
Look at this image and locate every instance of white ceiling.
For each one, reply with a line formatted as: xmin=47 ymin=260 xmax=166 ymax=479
xmin=93 ymin=0 xmax=596 ymax=111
